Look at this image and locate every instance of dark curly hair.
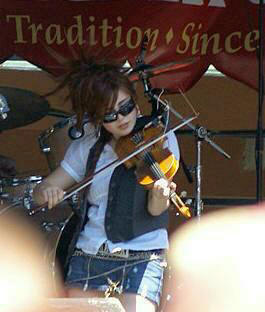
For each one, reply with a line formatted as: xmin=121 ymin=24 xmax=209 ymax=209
xmin=46 ymin=53 xmax=137 ymax=182
xmin=48 ymin=54 xmax=136 ymax=130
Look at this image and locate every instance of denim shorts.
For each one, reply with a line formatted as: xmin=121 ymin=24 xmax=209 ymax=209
xmin=65 ymin=249 xmax=167 ymax=306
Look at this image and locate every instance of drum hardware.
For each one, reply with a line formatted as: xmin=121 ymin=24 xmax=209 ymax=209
xmin=40 ymin=144 xmax=51 ymax=154
xmin=23 ymin=188 xmax=36 ymax=210
xmin=68 ymin=192 xmax=80 ymax=208
xmin=47 ymin=108 xmax=72 ymax=119
xmin=0 ymin=154 xmax=17 ymax=178
xmin=68 ymin=113 xmax=90 ymax=140
xmin=39 ymin=127 xmax=56 ymax=154
xmin=0 ymin=94 xmax=10 ymax=120
xmin=0 ymin=179 xmax=17 ymax=206
xmin=39 ymin=193 xmax=79 ymax=233
xmin=39 ymin=114 xmax=74 ymax=154
xmin=0 ymin=182 xmax=8 ymax=200
xmin=38 ymin=118 xmax=75 ymax=168
xmin=0 ymin=192 xmax=9 ymax=200
xmin=22 ymin=176 xmax=43 ymax=210
xmin=0 ymin=175 xmax=43 ymax=214
xmin=68 ymin=125 xmax=84 ymax=140
xmin=41 ymin=220 xmax=67 ymax=233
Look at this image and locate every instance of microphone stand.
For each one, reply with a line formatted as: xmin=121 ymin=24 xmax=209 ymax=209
xmin=139 ymin=72 xmax=231 ymax=219
xmin=256 ymin=0 xmax=264 ymax=202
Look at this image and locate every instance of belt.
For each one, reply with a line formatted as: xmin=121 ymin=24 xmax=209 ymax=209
xmin=73 ymin=243 xmax=164 ymax=260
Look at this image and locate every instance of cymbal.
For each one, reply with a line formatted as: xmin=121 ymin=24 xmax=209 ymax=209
xmin=128 ymin=57 xmax=195 ymax=82
xmin=0 ymin=87 xmax=50 ymax=131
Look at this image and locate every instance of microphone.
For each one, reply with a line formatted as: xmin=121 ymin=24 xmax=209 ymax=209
xmin=0 ymin=94 xmax=10 ymax=120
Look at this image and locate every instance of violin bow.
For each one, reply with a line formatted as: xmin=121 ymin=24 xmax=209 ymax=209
xmin=29 ymin=114 xmax=197 ymax=216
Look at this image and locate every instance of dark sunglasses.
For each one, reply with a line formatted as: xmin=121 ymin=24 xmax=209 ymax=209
xmin=103 ymin=98 xmax=136 ymax=123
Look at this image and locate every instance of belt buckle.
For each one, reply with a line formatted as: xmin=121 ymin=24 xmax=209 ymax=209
xmin=74 ymin=249 xmax=84 ymax=257
xmin=101 ymin=243 xmax=109 ymax=253
xmin=111 ymin=247 xmax=129 ymax=258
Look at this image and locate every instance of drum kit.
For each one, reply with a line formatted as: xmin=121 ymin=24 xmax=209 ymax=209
xmin=0 ymin=86 xmax=78 ymax=288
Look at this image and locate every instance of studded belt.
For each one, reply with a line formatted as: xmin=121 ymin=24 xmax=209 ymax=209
xmin=73 ymin=243 xmax=165 ymax=260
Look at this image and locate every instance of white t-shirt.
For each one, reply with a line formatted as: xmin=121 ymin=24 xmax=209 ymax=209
xmin=61 ymin=122 xmax=180 ymax=254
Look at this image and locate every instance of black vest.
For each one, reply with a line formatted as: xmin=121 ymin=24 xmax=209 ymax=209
xmin=104 ymin=164 xmax=169 ymax=243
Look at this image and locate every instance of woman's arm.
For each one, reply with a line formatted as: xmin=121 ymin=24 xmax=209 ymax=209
xmin=33 ymin=166 xmax=76 ymax=209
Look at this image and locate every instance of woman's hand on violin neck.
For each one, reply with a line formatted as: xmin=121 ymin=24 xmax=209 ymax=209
xmin=148 ymin=179 xmax=176 ymax=216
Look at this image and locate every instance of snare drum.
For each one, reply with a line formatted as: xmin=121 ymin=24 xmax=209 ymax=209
xmin=0 ymin=173 xmax=75 ymax=291
xmin=39 ymin=115 xmax=91 ymax=172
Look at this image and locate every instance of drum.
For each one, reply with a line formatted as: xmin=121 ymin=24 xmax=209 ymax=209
xmin=0 ymin=175 xmax=74 ymax=294
xmin=34 ymin=202 xmax=75 ymax=294
xmin=39 ymin=117 xmax=76 ymax=172
xmin=39 ymin=115 xmax=91 ymax=172
xmin=0 ymin=195 xmax=73 ymax=293
xmin=46 ymin=212 xmax=79 ymax=283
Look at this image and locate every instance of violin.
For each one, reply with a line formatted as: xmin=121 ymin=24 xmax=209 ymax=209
xmin=115 ymin=123 xmax=191 ymax=218
xmin=29 ymin=123 xmax=191 ymax=218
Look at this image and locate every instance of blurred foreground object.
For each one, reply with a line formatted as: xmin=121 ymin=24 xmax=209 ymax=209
xmin=165 ymin=202 xmax=265 ymax=312
xmin=0 ymin=214 xmax=60 ymax=312
xmin=46 ymin=298 xmax=125 ymax=312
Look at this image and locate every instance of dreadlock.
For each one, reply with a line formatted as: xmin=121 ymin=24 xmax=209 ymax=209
xmin=46 ymin=53 xmax=136 ymax=184
xmin=47 ymin=53 xmax=136 ymax=129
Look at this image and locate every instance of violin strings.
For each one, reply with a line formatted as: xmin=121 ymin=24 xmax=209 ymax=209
xmin=143 ymin=150 xmax=165 ymax=180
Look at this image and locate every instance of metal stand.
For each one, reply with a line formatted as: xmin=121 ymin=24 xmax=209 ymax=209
xmin=194 ymin=133 xmax=203 ymax=219
xmin=132 ymin=36 xmax=231 ymax=218
xmin=192 ymin=125 xmax=231 ymax=219
xmin=256 ymin=0 xmax=264 ymax=202
xmin=144 ymin=88 xmax=231 ymax=218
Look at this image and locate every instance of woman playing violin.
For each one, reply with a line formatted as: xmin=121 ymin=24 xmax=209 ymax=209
xmin=33 ymin=55 xmax=180 ymax=312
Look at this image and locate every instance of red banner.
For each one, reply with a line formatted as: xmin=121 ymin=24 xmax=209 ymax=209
xmin=0 ymin=0 xmax=263 ymax=93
